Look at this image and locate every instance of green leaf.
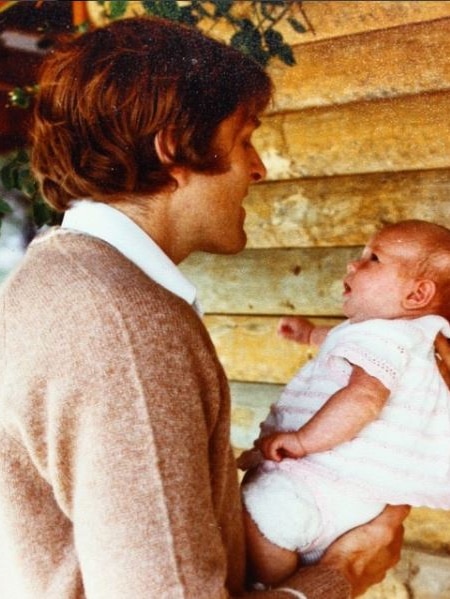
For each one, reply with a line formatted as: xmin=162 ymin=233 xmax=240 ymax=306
xmin=142 ymin=0 xmax=177 ymax=19
xmin=141 ymin=0 xmax=155 ymax=12
xmin=0 ymin=198 xmax=12 ymax=216
xmin=236 ymin=18 xmax=256 ymax=31
xmin=8 ymin=87 xmax=32 ymax=109
xmin=17 ymin=168 xmax=37 ymax=198
xmin=109 ymin=0 xmax=128 ymax=19
xmin=15 ymin=148 xmax=30 ymax=165
xmin=264 ymin=28 xmax=284 ymax=52
xmin=160 ymin=0 xmax=182 ymax=20
xmin=32 ymin=197 xmax=54 ymax=229
xmin=231 ymin=24 xmax=269 ymax=66
xmin=179 ymin=6 xmax=199 ymax=26
xmin=0 ymin=161 xmax=18 ymax=191
xmin=190 ymin=0 xmax=212 ymax=19
xmin=210 ymin=0 xmax=234 ymax=17
xmin=75 ymin=21 xmax=91 ymax=34
xmin=263 ymin=29 xmax=294 ymax=64
xmin=288 ymin=17 xmax=306 ymax=34
xmin=0 ymin=149 xmax=36 ymax=195
xmin=274 ymin=43 xmax=296 ymax=66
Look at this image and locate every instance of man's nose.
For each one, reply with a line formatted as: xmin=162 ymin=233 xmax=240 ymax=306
xmin=250 ymin=150 xmax=267 ymax=182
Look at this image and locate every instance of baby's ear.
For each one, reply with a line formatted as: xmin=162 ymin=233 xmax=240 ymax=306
xmin=402 ymin=279 xmax=436 ymax=310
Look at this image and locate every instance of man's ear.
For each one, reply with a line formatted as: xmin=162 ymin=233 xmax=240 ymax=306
xmin=154 ymin=129 xmax=189 ymax=187
xmin=402 ymin=279 xmax=436 ymax=311
xmin=154 ymin=128 xmax=176 ymax=165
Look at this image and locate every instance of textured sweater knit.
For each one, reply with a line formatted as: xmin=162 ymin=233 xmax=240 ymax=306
xmin=0 ymin=229 xmax=350 ymax=598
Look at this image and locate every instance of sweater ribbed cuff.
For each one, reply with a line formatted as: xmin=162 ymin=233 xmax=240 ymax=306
xmin=245 ymin=566 xmax=351 ymax=599
xmin=277 ymin=587 xmax=308 ymax=598
xmin=280 ymin=565 xmax=351 ymax=599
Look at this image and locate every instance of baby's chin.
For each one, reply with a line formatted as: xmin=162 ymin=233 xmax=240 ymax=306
xmin=345 ymin=311 xmax=373 ymax=324
xmin=348 ymin=316 xmax=368 ymax=324
xmin=348 ymin=313 xmax=407 ymax=324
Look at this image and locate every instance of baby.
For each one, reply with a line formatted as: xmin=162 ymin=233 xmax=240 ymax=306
xmin=238 ymin=219 xmax=450 ymax=586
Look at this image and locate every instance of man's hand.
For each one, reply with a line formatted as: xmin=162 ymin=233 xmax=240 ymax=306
xmin=256 ymin=431 xmax=306 ymax=461
xmin=236 ymin=448 xmax=263 ymax=471
xmin=319 ymin=505 xmax=410 ymax=597
xmin=435 ymin=332 xmax=450 ymax=389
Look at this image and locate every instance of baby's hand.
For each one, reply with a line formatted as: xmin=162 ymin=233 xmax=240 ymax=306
xmin=277 ymin=316 xmax=314 ymax=344
xmin=256 ymin=432 xmax=306 ymax=462
xmin=236 ymin=448 xmax=263 ymax=471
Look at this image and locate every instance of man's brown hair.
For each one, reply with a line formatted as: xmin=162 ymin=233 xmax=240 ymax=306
xmin=31 ymin=17 xmax=272 ymax=211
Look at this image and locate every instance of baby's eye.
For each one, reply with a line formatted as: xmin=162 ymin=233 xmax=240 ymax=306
xmin=369 ymin=253 xmax=379 ymax=262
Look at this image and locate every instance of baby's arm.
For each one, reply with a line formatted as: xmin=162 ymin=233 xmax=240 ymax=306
xmin=278 ymin=316 xmax=332 ymax=346
xmin=258 ymin=365 xmax=390 ymax=461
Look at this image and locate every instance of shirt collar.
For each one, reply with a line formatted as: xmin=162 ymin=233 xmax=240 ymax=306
xmin=61 ymin=199 xmax=200 ymax=311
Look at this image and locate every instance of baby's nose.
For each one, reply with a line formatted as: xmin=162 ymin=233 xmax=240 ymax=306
xmin=346 ymin=261 xmax=357 ymax=274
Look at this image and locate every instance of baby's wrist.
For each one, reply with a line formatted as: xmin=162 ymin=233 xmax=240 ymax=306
xmin=295 ymin=432 xmax=308 ymax=457
xmin=302 ymin=322 xmax=315 ymax=344
xmin=309 ymin=325 xmax=330 ymax=346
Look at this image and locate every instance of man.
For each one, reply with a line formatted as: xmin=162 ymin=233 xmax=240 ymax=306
xmin=0 ymin=16 xmax=407 ymax=598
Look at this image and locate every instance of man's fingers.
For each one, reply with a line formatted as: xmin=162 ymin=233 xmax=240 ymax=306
xmin=375 ymin=505 xmax=410 ymax=529
xmin=435 ymin=333 xmax=450 ymax=388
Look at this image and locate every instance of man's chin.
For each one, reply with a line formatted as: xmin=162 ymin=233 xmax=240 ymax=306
xmin=213 ymin=235 xmax=247 ymax=255
xmin=227 ymin=236 xmax=247 ymax=255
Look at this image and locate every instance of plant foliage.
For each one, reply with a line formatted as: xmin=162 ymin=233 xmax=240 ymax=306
xmin=0 ymin=149 xmax=61 ymax=233
xmin=96 ymin=0 xmax=308 ymax=66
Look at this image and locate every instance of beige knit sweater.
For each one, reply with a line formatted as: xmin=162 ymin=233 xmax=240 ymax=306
xmin=0 ymin=230 xmax=350 ymax=598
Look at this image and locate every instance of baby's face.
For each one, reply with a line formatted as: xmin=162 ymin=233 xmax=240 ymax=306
xmin=342 ymin=228 xmax=420 ymax=323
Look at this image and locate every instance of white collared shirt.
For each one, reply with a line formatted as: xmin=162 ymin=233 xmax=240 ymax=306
xmin=61 ymin=200 xmax=201 ymax=313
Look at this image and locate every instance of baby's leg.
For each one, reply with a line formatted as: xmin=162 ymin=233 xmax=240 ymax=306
xmin=242 ymin=468 xmax=322 ymax=587
xmin=243 ymin=507 xmax=299 ymax=586
xmin=242 ymin=463 xmax=386 ymax=585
